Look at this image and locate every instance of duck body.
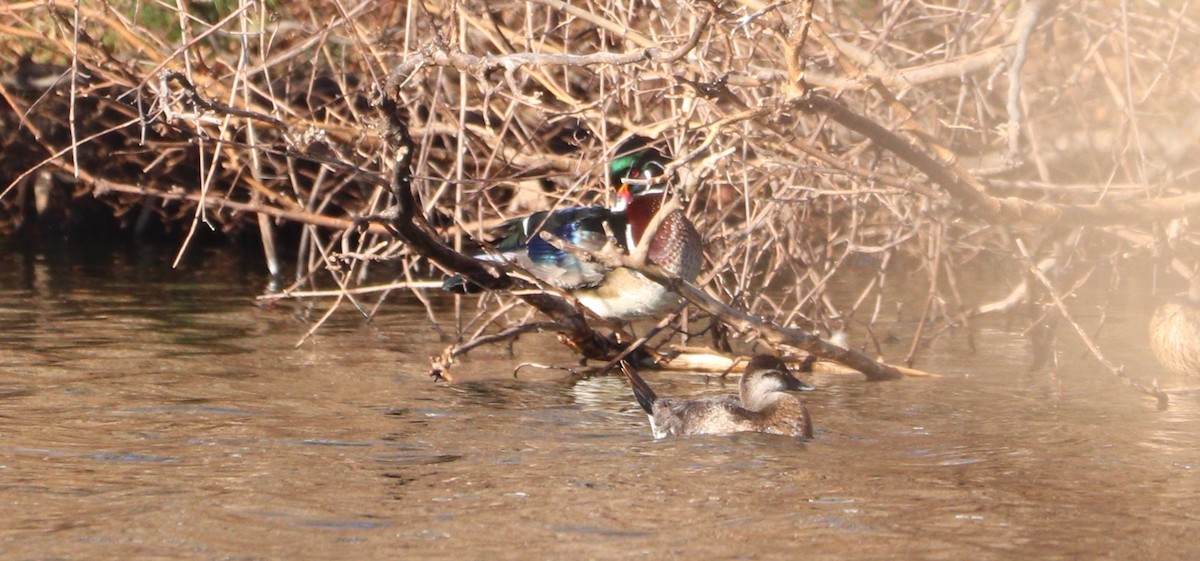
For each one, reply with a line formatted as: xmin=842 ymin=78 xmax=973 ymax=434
xmin=443 ymin=139 xmax=703 ymax=322
xmin=1149 ymin=293 xmax=1200 ymax=377
xmin=626 ymin=354 xmax=814 ymax=439
xmin=573 ymin=192 xmax=703 ymax=321
xmin=647 ymin=392 xmax=813 ymax=439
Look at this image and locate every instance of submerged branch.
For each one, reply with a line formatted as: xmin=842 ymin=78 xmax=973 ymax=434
xmin=630 ymin=262 xmax=903 ymax=381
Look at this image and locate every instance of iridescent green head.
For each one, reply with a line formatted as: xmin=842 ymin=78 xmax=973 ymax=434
xmin=608 ymin=137 xmax=668 ymax=188
xmin=608 ymin=137 xmax=670 ymax=208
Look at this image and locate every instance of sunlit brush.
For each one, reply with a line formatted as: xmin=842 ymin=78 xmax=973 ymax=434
xmin=620 ymin=354 xmax=814 ymax=439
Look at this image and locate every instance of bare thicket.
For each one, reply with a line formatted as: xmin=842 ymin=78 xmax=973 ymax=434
xmin=2 ymin=1 xmax=1198 ymax=402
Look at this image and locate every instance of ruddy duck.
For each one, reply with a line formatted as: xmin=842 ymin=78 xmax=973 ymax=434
xmin=623 ymin=354 xmax=814 ymax=439
xmin=1149 ymin=278 xmax=1200 ymax=377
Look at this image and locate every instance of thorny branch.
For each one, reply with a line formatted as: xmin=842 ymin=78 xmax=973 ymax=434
xmin=385 ymin=10 xmax=713 ymax=91
xmin=5 ymin=0 xmax=1200 ymax=405
xmin=373 ymin=95 xmax=623 ymax=376
xmin=1005 ymin=0 xmax=1055 ymax=164
xmin=1016 ymin=240 xmax=1169 ymax=409
xmin=797 ymin=94 xmax=1200 ymax=226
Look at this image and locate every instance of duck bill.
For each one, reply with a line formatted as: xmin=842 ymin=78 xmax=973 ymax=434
xmin=615 ymin=183 xmax=632 ymax=209
xmin=785 ymin=372 xmax=816 ymax=392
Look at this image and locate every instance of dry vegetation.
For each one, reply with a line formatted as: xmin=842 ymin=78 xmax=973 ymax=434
xmin=2 ymin=0 xmax=1199 ymax=398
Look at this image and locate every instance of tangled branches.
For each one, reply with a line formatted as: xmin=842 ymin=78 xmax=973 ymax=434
xmin=3 ymin=1 xmax=1200 ymax=402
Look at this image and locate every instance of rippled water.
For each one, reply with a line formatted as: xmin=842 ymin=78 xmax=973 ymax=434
xmin=1 ymin=243 xmax=1198 ymax=559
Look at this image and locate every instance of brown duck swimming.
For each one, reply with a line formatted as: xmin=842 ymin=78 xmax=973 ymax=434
xmin=1149 ymin=277 xmax=1200 ymax=377
xmin=623 ymin=354 xmax=814 ymax=439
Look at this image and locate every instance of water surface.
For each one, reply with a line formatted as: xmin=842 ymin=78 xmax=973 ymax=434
xmin=1 ymin=244 xmax=1198 ymax=559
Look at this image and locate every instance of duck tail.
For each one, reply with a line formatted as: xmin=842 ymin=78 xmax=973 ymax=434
xmin=619 ymin=361 xmax=657 ymax=414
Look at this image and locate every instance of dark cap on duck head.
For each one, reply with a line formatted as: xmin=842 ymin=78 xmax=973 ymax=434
xmin=744 ymin=354 xmax=815 ymax=392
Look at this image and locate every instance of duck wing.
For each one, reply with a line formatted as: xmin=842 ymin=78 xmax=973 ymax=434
xmin=444 ymin=207 xmax=628 ymax=291
xmin=652 ymin=395 xmax=812 ymax=439
xmin=650 ymin=395 xmax=748 ymax=439
xmin=499 ymin=207 xmax=627 ymax=289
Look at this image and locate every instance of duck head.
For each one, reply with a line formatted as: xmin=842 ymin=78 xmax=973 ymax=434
xmin=608 ymin=137 xmax=670 ymax=212
xmin=739 ymin=354 xmax=815 ymax=412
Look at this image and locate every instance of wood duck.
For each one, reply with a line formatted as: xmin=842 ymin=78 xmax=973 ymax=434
xmin=623 ymin=354 xmax=815 ymax=439
xmin=1149 ymin=276 xmax=1200 ymax=377
xmin=443 ymin=206 xmax=628 ymax=291
xmin=444 ymin=139 xmax=703 ymax=322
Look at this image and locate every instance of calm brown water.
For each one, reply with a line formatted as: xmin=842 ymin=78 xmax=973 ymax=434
xmin=1 ymin=244 xmax=1198 ymax=560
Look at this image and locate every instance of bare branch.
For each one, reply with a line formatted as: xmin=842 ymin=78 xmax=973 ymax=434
xmin=1015 ymin=239 xmax=1169 ymax=408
